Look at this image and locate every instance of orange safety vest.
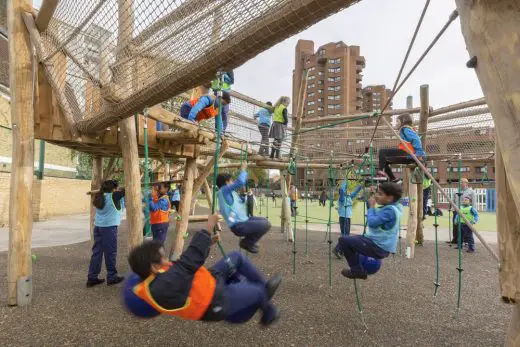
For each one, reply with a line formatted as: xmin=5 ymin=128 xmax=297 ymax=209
xmin=150 ymin=195 xmax=171 ymax=224
xmin=398 ymin=125 xmax=416 ymax=154
xmin=190 ymin=96 xmax=219 ymax=122
xmin=133 ymin=262 xmax=216 ymax=320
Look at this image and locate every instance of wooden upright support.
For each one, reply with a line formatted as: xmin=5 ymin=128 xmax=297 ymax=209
xmin=281 ymin=171 xmax=293 ymax=242
xmin=35 ymin=0 xmax=59 ymax=32
xmin=90 ymin=156 xmax=103 ymax=241
xmin=405 ymin=167 xmax=417 ymax=259
xmin=416 ymin=84 xmax=430 ymax=244
xmin=170 ymin=158 xmax=197 ymax=259
xmin=8 ymin=0 xmax=35 ymax=306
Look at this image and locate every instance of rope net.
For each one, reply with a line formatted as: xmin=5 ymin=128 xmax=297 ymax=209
xmin=35 ymin=0 xmax=361 ymax=133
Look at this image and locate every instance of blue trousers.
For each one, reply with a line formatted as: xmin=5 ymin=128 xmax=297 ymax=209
xmin=423 ymin=187 xmax=431 ymax=215
xmin=334 ymin=217 xmax=351 ymax=254
xmin=88 ymin=226 xmax=119 ymax=281
xmin=151 ymin=222 xmax=169 ymax=245
xmin=460 ymin=224 xmax=475 ymax=250
xmin=230 ymin=217 xmax=271 ymax=247
xmin=211 ymin=251 xmax=276 ymax=323
xmin=339 ymin=235 xmax=389 ymax=273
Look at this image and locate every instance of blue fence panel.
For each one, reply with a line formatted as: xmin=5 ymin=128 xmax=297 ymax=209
xmin=486 ymin=189 xmax=496 ymax=212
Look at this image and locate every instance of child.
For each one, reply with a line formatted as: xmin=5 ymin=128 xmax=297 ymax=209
xmin=290 ymin=185 xmax=298 ymax=217
xmin=378 ymin=113 xmax=426 ymax=182
xmin=454 ymin=197 xmax=478 ymax=253
xmin=338 ymin=183 xmax=403 ymax=279
xmin=87 ymin=180 xmax=126 ymax=287
xmin=246 ymin=188 xmax=256 ymax=218
xmin=269 ymin=97 xmax=290 ymax=159
xmin=170 ymin=184 xmax=181 ymax=212
xmin=128 ymin=214 xmax=281 ymax=326
xmin=332 ymin=180 xmax=363 ymax=259
xmin=149 ymin=182 xmax=171 ymax=245
xmin=216 ymin=162 xmax=271 ymax=253
xmin=179 ymin=92 xmax=231 ymax=131
xmin=254 ymin=101 xmax=273 ymax=156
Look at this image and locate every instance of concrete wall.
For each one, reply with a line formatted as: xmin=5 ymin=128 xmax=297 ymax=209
xmin=0 ymin=172 xmax=91 ymax=227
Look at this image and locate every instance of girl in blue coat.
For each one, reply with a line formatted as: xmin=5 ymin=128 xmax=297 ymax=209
xmin=332 ymin=180 xmax=363 ymax=259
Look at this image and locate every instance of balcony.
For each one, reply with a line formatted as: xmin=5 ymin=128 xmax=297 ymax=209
xmin=356 ymin=73 xmax=363 ymax=83
xmin=356 ymin=56 xmax=366 ymax=68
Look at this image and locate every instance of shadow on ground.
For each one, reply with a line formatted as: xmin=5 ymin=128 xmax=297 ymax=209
xmin=0 ymin=209 xmax=510 ymax=346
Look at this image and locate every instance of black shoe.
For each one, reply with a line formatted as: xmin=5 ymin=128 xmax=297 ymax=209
xmin=86 ymin=278 xmax=105 ymax=288
xmin=107 ymin=275 xmax=125 ymax=286
xmin=260 ymin=307 xmax=280 ymax=326
xmin=239 ymin=239 xmax=259 ymax=254
xmin=445 ymin=240 xmax=457 ymax=244
xmin=266 ymin=273 xmax=282 ymax=300
xmin=332 ymin=248 xmax=343 ymax=260
xmin=341 ymin=268 xmax=367 ymax=280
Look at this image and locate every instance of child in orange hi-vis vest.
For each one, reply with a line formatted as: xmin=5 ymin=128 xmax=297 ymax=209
xmin=377 ymin=113 xmax=426 ymax=183
xmin=128 ymin=215 xmax=282 ymax=326
xmin=179 ymin=92 xmax=231 ymax=131
xmin=149 ymin=183 xmax=171 ymax=245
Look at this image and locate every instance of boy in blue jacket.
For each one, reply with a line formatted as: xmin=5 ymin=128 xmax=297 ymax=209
xmin=254 ymin=101 xmax=273 ymax=156
xmin=454 ymin=197 xmax=479 ymax=253
xmin=378 ymin=113 xmax=426 ymax=182
xmin=338 ymin=183 xmax=403 ymax=279
xmin=216 ymin=162 xmax=271 ymax=253
xmin=149 ymin=183 xmax=171 ymax=245
xmin=332 ymin=180 xmax=363 ymax=259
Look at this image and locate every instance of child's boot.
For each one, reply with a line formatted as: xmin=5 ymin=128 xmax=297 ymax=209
xmin=341 ymin=268 xmax=367 ymax=280
xmin=260 ymin=305 xmax=280 ymax=326
xmin=266 ymin=273 xmax=282 ymax=300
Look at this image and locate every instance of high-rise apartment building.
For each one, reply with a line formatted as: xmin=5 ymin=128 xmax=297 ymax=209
xmin=362 ymin=85 xmax=392 ymax=112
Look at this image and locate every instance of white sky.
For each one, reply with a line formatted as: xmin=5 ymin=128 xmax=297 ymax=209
xmin=33 ymin=0 xmax=484 ymax=110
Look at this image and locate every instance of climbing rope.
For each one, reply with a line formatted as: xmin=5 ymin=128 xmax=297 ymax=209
xmin=142 ymin=110 xmax=152 ymax=238
xmin=327 ymin=152 xmax=334 ymax=287
xmin=305 ymin=160 xmax=309 ymax=255
xmin=447 ymin=161 xmax=453 ymax=244
xmin=432 ymin=182 xmax=441 ymax=297
xmin=456 ymin=155 xmax=463 ymax=313
xmin=292 ymin=153 xmax=298 ymax=275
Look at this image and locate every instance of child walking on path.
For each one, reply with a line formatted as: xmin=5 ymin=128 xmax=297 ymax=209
xmin=128 ymin=215 xmax=281 ymax=326
xmin=377 ymin=113 xmax=426 ymax=182
xmin=217 ymin=162 xmax=271 ymax=253
xmin=87 ymin=180 xmax=125 ymax=287
xmin=338 ymin=183 xmax=403 ymax=279
xmin=454 ymin=197 xmax=478 ymax=253
xmin=332 ymin=180 xmax=363 ymax=259
xmin=149 ymin=182 xmax=171 ymax=245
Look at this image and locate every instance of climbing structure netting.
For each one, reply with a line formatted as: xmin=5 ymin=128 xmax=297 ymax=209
xmin=35 ymin=0 xmax=361 ymax=133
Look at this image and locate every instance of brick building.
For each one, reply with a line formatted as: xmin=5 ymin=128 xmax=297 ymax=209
xmin=362 ymin=85 xmax=392 ymax=113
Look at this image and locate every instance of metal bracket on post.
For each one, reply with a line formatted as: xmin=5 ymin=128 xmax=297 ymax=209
xmin=17 ymin=276 xmax=33 ymax=306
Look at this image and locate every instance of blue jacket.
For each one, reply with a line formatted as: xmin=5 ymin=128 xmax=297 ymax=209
xmin=254 ymin=108 xmax=272 ymax=126
xmin=220 ymin=170 xmax=248 ymax=206
xmin=400 ymin=127 xmax=426 ymax=158
xmin=338 ymin=181 xmax=363 ymax=218
xmin=170 ymin=190 xmax=180 ymax=202
xmin=181 ymin=95 xmax=228 ymax=131
xmin=149 ymin=196 xmax=170 ymax=212
xmin=366 ymin=203 xmax=403 ymax=253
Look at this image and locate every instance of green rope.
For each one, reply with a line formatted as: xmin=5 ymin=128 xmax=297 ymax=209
xmin=294 ymin=113 xmax=377 ymax=136
xmin=447 ymin=162 xmax=452 ymax=243
xmin=432 ymin=182 xmax=441 ymax=297
xmin=292 ymin=154 xmax=298 ymax=275
xmin=327 ymin=154 xmax=334 ymax=287
xmin=456 ymin=156 xmax=463 ymax=312
xmin=305 ymin=161 xmax=309 ymax=255
xmin=143 ymin=110 xmax=152 ymax=237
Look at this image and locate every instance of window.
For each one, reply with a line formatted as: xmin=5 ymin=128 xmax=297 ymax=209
xmin=318 ymin=106 xmax=324 ymax=111
xmin=307 ymin=84 xmax=315 ymax=89
xmin=328 ymin=86 xmax=340 ymax=92
xmin=328 ymin=104 xmax=341 ymax=110
xmin=448 ymin=167 xmax=470 ymax=173
xmin=477 ymin=166 xmax=488 ymax=173
xmin=317 ymin=80 xmax=324 ymax=85
xmin=329 ymin=58 xmax=341 ymax=64
xmin=308 ymin=75 xmax=315 ymax=80
xmin=327 ymin=95 xmax=340 ymax=100
xmin=328 ymin=76 xmax=341 ymax=82
xmin=327 ymin=104 xmax=335 ymax=109
xmin=328 ymin=67 xmax=341 ymax=74
xmin=318 ymin=89 xmax=324 ymax=94
xmin=307 ymin=110 xmax=315 ymax=115
xmin=308 ymin=67 xmax=315 ymax=72
xmin=428 ymin=167 xmax=438 ymax=173
xmin=307 ymin=101 xmax=315 ymax=106
xmin=317 ymin=98 xmax=323 ymax=103
xmin=318 ymin=71 xmax=324 ymax=76
xmin=318 ymin=49 xmax=326 ymax=56
xmin=308 ymin=92 xmax=315 ymax=98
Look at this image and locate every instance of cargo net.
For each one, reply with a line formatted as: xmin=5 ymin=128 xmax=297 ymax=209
xmin=35 ymin=0 xmax=360 ymax=133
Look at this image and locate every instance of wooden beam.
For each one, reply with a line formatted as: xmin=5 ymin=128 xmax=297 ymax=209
xmin=90 ymin=156 xmax=103 ymax=241
xmin=281 ymin=172 xmax=293 ymax=242
xmin=291 ymin=69 xmax=309 ymax=156
xmin=430 ymin=97 xmax=486 ymax=116
xmin=170 ymin=158 xmax=197 ymax=260
xmin=8 ymin=0 xmax=35 ymax=306
xmin=428 ymin=106 xmax=489 ymax=124
xmin=192 ymin=140 xmax=229 ymax=196
xmin=35 ymin=0 xmax=59 ymax=32
xmin=416 ymin=84 xmax=429 ymax=245
xmin=301 ymin=107 xmax=421 ymax=125
xmin=405 ymin=167 xmax=418 ymax=259
xmin=455 ymin=0 xmax=520 ymax=216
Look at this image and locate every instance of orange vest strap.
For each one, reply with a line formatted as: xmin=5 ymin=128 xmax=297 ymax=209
xmin=150 ymin=195 xmax=171 ymax=224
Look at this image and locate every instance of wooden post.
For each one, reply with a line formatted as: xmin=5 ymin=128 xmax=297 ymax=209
xmin=8 ymin=0 xmax=35 ymax=306
xmin=415 ymin=84 xmax=429 ymax=244
xmin=496 ymin=143 xmax=520 ymax=303
xmin=35 ymin=0 xmax=59 ymax=32
xmin=281 ymin=171 xmax=293 ymax=242
xmin=405 ymin=167 xmax=417 ymax=258
xmin=117 ymin=0 xmax=142 ymax=249
xmin=170 ymin=157 xmax=197 ymax=259
xmin=90 ymin=156 xmax=103 ymax=241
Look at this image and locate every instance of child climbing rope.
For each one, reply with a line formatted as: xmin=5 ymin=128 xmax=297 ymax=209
xmin=377 ymin=113 xmax=426 ymax=182
xmin=179 ymin=92 xmax=231 ymax=131
xmin=254 ymin=101 xmax=273 ymax=156
xmin=338 ymin=183 xmax=403 ymax=279
xmin=454 ymin=197 xmax=478 ymax=253
xmin=169 ymin=183 xmax=181 ymax=212
xmin=216 ymin=162 xmax=271 ymax=253
xmin=269 ymin=97 xmax=290 ymax=159
xmin=87 ymin=179 xmax=125 ymax=287
xmin=149 ymin=182 xmax=171 ymax=245
xmin=126 ymin=214 xmax=281 ymax=326
xmin=332 ymin=180 xmax=364 ymax=259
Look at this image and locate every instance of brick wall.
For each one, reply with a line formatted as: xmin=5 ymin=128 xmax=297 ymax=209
xmin=0 ymin=172 xmax=91 ymax=227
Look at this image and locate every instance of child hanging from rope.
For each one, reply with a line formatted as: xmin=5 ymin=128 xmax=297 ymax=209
xmin=338 ymin=183 xmax=403 ymax=279
xmin=377 ymin=113 xmax=426 ymax=183
xmin=149 ymin=182 xmax=171 ymax=245
xmin=332 ymin=179 xmax=364 ymax=259
xmin=128 ymin=214 xmax=282 ymax=326
xmin=454 ymin=197 xmax=478 ymax=253
xmin=179 ymin=91 xmax=231 ymax=132
xmin=217 ymin=162 xmax=271 ymax=253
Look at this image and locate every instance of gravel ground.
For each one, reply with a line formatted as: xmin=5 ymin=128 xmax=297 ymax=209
xmin=0 ymin=213 xmax=511 ymax=347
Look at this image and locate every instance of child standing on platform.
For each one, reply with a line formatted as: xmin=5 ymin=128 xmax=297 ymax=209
xmin=332 ymin=180 xmax=363 ymax=259
xmin=217 ymin=162 xmax=271 ymax=253
xmin=87 ymin=180 xmax=125 ymax=287
xmin=170 ymin=184 xmax=181 ymax=212
xmin=454 ymin=197 xmax=478 ymax=253
xmin=149 ymin=183 xmax=171 ymax=245
xmin=338 ymin=183 xmax=403 ymax=279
